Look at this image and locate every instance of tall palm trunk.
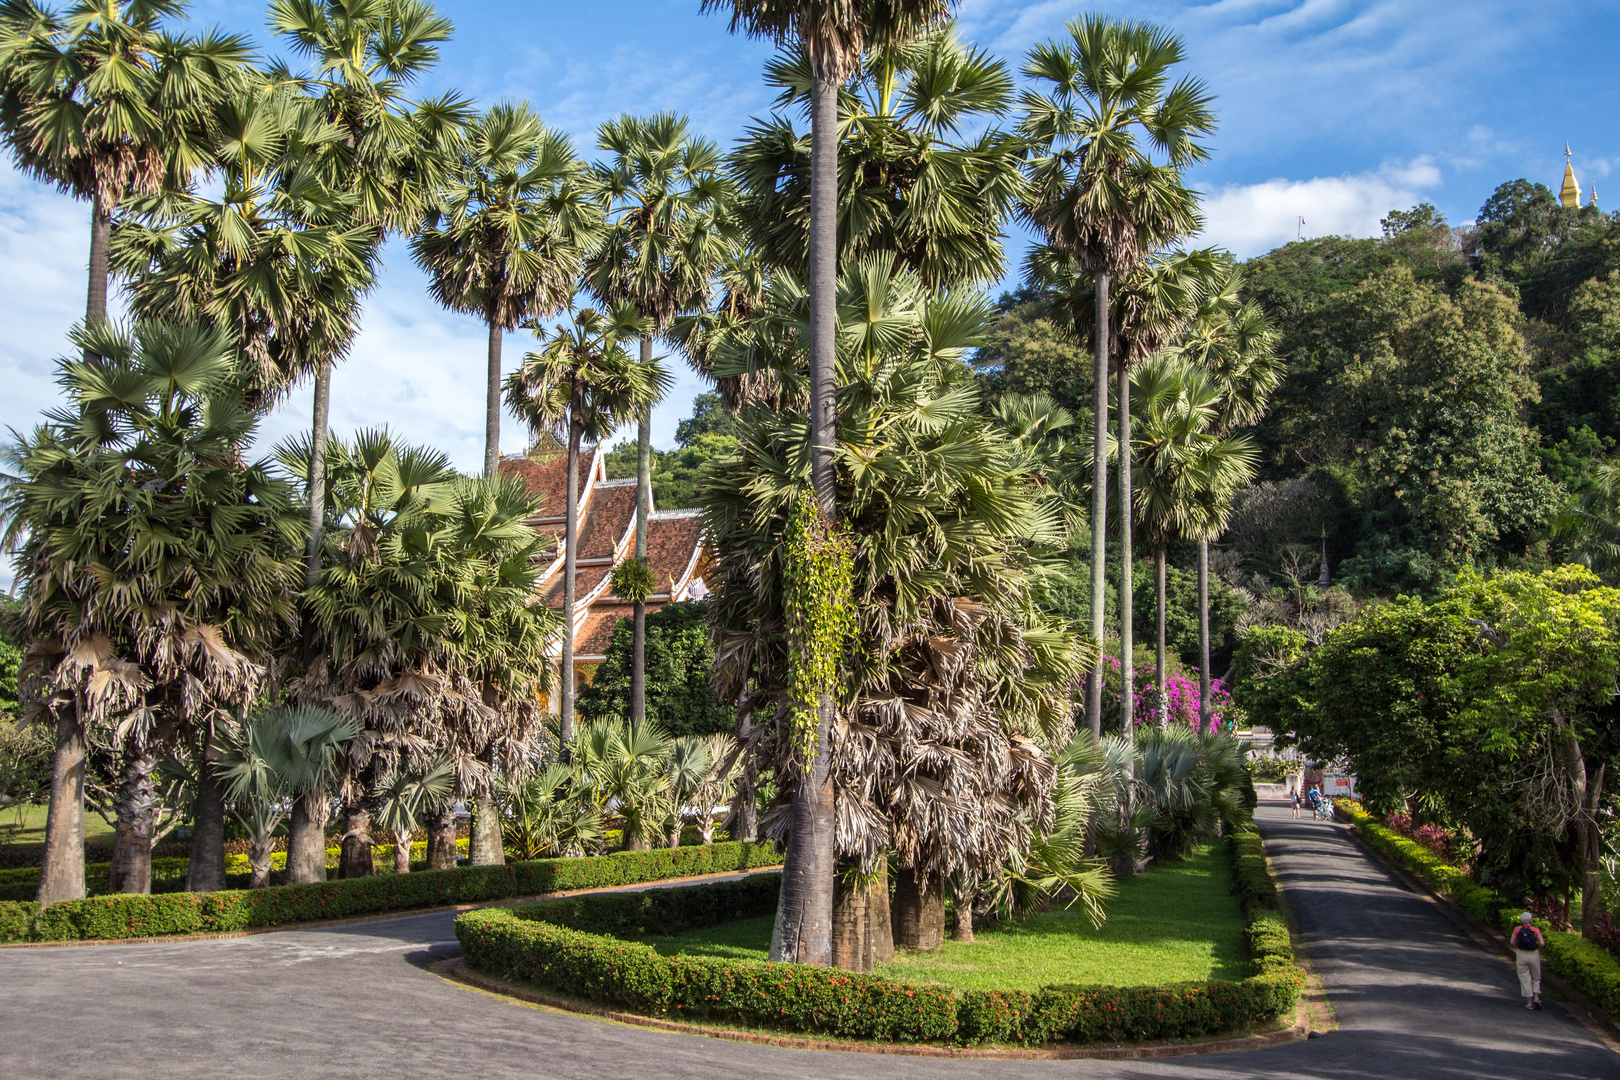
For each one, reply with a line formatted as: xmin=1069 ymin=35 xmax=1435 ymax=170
xmin=1086 ymin=271 xmax=1109 ymax=740
xmin=831 ymin=867 xmax=873 ymax=971
xmin=306 ymin=360 xmax=334 ymax=590
xmin=1155 ymin=547 xmax=1168 ymax=728
xmin=770 ymin=56 xmax=840 ymax=969
xmin=186 ymin=731 xmax=227 ymax=893
xmin=632 ymin=335 xmax=653 ymax=725
xmin=1118 ymin=362 xmax=1134 ymax=742
xmin=286 ymin=789 xmax=329 ymax=884
xmin=248 ymin=829 xmax=274 ymax=889
xmin=36 ymin=705 xmax=88 ymax=907
xmin=560 ymin=412 xmax=583 ymax=748
xmin=485 ymin=316 xmax=504 ymax=479
xmin=1197 ymin=539 xmax=1212 ymax=731
xmin=85 ymin=191 xmax=112 ymax=340
xmin=108 ymin=742 xmax=158 ymax=894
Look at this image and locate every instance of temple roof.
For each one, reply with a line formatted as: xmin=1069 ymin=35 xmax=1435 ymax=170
xmin=521 ymin=455 xmax=710 ymax=668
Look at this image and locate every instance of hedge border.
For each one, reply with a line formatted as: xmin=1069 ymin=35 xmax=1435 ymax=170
xmin=0 ymin=841 xmax=780 ymax=944
xmin=454 ymin=830 xmax=1305 ymax=1048
xmin=1336 ymin=798 xmax=1620 ymax=1021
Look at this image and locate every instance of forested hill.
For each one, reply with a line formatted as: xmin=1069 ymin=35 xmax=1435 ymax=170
xmin=1237 ymin=182 xmax=1618 ymax=595
xmin=978 ymin=179 xmax=1620 ymax=603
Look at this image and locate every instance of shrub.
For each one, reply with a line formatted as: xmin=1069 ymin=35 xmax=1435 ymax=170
xmin=456 ymin=834 xmax=1305 ymax=1048
xmin=1338 ymin=798 xmax=1620 ymax=1023
xmin=0 ymin=840 xmax=780 ymax=943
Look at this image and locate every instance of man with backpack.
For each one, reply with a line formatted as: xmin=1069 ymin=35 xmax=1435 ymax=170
xmin=1513 ymin=912 xmax=1545 ymax=1010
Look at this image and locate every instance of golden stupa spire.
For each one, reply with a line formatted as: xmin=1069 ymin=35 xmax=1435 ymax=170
xmin=1561 ymin=143 xmax=1582 ymax=209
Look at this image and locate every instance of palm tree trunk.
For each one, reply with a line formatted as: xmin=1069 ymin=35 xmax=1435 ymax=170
xmin=1155 ymin=546 xmax=1168 ymax=728
xmin=769 ymin=712 xmax=836 ymax=965
xmin=248 ymin=831 xmax=274 ymax=889
xmin=561 ymin=414 xmax=583 ymax=748
xmin=108 ymin=744 xmax=158 ymax=894
xmin=891 ymin=867 xmax=945 ymax=951
xmin=1086 ymin=270 xmax=1110 ymax=741
xmin=1118 ymin=360 xmax=1134 ymax=742
xmin=85 ymin=190 xmax=111 ymax=338
xmin=485 ymin=317 xmax=503 ymax=479
xmin=870 ymin=856 xmax=894 ymax=961
xmin=393 ymin=830 xmax=413 ymax=874
xmin=186 ymin=732 xmax=227 ymax=893
xmin=831 ymin=865 xmax=873 ymax=971
xmin=36 ymin=706 xmax=87 ymax=907
xmin=952 ymin=880 xmax=976 ymax=943
xmin=338 ymin=804 xmax=373 ymax=878
xmin=633 ymin=338 xmax=653 ymax=725
xmin=285 ymin=789 xmax=328 ymax=884
xmin=426 ymin=807 xmax=458 ymax=869
xmin=1198 ymin=538 xmax=1212 ymax=731
xmin=469 ymin=721 xmax=504 ymax=866
xmin=306 ymin=360 xmax=333 ymax=590
xmin=767 ymin=48 xmax=841 ymax=972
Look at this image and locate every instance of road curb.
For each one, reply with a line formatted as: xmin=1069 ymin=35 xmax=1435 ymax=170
xmin=434 ymin=958 xmax=1312 ymax=1059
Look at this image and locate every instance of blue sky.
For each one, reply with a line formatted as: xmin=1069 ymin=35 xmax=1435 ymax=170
xmin=2 ymin=0 xmax=1618 ymax=526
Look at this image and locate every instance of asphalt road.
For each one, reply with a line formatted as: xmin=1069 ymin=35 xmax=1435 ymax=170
xmin=2 ymin=806 xmax=1614 ymax=1080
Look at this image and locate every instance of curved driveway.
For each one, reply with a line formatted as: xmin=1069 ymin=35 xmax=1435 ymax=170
xmin=2 ymin=807 xmax=1614 ymax=1080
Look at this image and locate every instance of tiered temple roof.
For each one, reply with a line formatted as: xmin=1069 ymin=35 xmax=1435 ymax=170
xmin=499 ymin=448 xmax=710 ymax=680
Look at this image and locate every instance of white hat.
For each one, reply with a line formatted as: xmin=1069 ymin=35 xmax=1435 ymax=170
xmin=1519 ymin=912 xmax=1534 ymax=925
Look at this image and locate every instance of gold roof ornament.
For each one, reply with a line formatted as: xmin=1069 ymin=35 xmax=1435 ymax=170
xmin=1561 ymin=143 xmax=1582 ymax=209
xmin=1593 ymin=183 xmax=1600 ymax=211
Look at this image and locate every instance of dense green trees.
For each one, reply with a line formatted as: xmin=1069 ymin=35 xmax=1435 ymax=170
xmin=578 ymin=602 xmax=735 ymax=737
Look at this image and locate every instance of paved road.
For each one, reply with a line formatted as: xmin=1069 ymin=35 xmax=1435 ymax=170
xmin=2 ymin=807 xmax=1614 ymax=1080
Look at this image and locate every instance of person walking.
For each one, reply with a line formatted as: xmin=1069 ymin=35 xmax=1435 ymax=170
xmin=1512 ymin=912 xmax=1545 ymax=1010
xmin=1290 ymin=784 xmax=1302 ymax=820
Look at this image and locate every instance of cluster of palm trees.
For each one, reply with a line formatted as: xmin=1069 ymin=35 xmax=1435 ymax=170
xmin=0 ymin=1 xmax=1280 ymax=965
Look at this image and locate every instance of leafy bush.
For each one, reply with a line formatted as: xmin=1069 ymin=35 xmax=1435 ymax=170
xmin=1339 ymin=799 xmax=1620 ymax=1020
xmin=0 ymin=840 xmax=779 ymax=943
xmin=456 ymin=834 xmax=1304 ymax=1047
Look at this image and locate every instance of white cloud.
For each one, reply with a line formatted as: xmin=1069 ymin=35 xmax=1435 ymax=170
xmin=1195 ymin=158 xmax=1440 ymax=257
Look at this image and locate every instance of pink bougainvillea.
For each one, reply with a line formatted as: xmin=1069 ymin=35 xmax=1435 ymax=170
xmin=1083 ymin=655 xmax=1231 ymax=733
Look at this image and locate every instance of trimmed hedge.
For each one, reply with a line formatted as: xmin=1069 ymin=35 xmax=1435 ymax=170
xmin=0 ymin=858 xmax=193 ymax=902
xmin=1337 ymin=798 xmax=1620 ymax=1019
xmin=455 ymin=831 xmax=1305 ymax=1047
xmin=0 ymin=840 xmax=780 ymax=944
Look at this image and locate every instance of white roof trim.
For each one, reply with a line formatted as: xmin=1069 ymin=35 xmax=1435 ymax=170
xmin=596 ymin=477 xmax=636 ymax=488
xmin=649 ymin=507 xmax=703 ymax=520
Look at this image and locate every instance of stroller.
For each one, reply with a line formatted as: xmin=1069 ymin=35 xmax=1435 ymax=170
xmin=1311 ymin=793 xmax=1335 ymax=821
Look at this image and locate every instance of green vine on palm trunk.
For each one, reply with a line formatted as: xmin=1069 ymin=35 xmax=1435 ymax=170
xmin=782 ymin=493 xmax=855 ymax=764
xmin=610 ymin=556 xmax=656 ymax=605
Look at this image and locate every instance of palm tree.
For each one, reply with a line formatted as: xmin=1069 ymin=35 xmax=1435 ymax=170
xmin=1019 ymin=15 xmax=1213 ymax=741
xmin=504 ymin=305 xmax=667 ymax=748
xmin=1172 ymin=263 xmax=1281 ymax=725
xmin=584 ymin=112 xmax=729 ymax=728
xmin=371 ymin=758 xmax=454 ymax=874
xmin=572 ymin=718 xmax=674 ymax=851
xmin=704 ymin=256 xmax=1089 ymax=964
xmin=1128 ymin=354 xmax=1257 ymax=726
xmin=704 ymin=0 xmax=952 ymax=968
xmin=2 ymin=320 xmax=300 ymax=902
xmin=500 ymin=763 xmax=603 ymax=859
xmin=246 ymin=705 xmax=359 ymax=885
xmin=0 ymin=0 xmax=250 ymax=344
xmin=111 ymin=76 xmax=382 ymax=409
xmin=215 ymin=714 xmax=293 ymax=890
xmin=267 ymin=0 xmax=470 ymax=590
xmin=413 ymin=102 xmax=597 ymax=479
xmin=731 ymin=25 xmax=1022 ymax=292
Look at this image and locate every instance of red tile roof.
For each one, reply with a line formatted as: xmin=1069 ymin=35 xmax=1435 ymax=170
xmin=499 ymin=455 xmax=590 ymax=519
xmin=575 ymin=602 xmax=635 ymax=657
xmin=646 ymin=514 xmax=705 ymax=594
xmin=541 ymin=563 xmax=611 ymax=610
xmin=578 ymin=483 xmax=636 ymax=560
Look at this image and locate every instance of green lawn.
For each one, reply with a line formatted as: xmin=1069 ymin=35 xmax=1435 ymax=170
xmin=0 ymin=803 xmax=116 ymax=851
xmin=633 ymin=843 xmax=1250 ymax=992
